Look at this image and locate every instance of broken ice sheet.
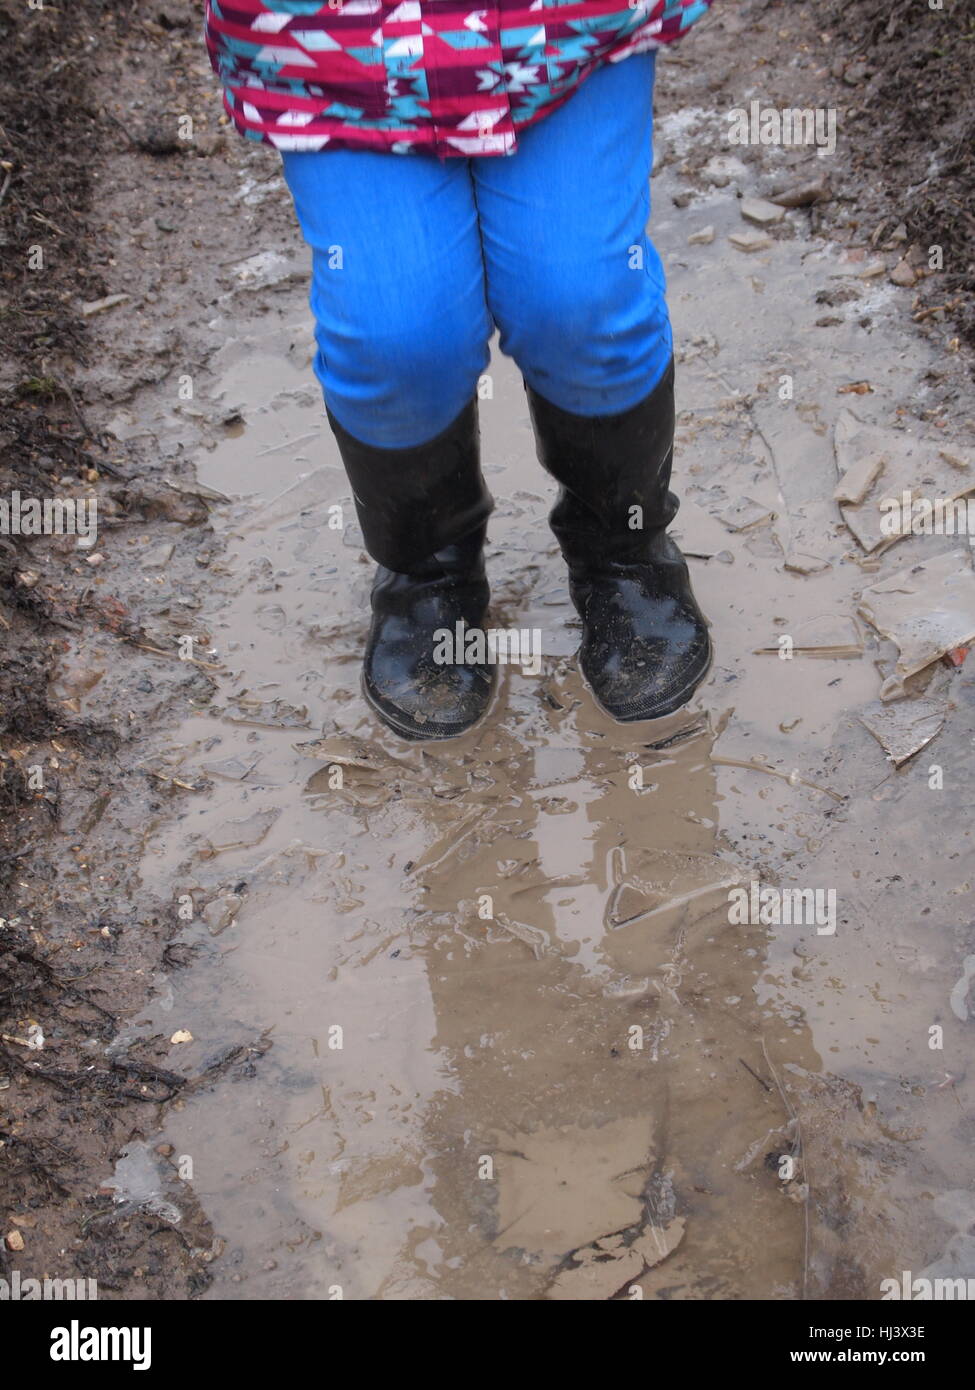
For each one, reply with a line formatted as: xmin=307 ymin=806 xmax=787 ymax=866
xmin=489 ymin=910 xmax=551 ymax=960
xmin=200 ymin=754 xmax=261 ymax=781
xmin=199 ymin=807 xmax=280 ymax=858
xmin=740 ymin=197 xmax=785 ymax=227
xmin=833 ymin=452 xmax=885 ymax=506
xmin=716 ymin=497 xmax=776 ymax=532
xmin=231 ymin=249 xmax=303 ymax=291
xmin=202 ymin=892 xmax=244 ymax=936
xmin=728 ymin=229 xmax=772 ymax=254
xmin=300 ymin=732 xmax=444 ymax=807
xmin=859 ymin=697 xmax=946 ymax=766
xmin=163 ymin=475 xmax=231 ymax=505
xmin=833 ymin=410 xmax=975 ymax=553
xmin=298 ymin=733 xmax=425 ymax=781
xmin=670 ymin=497 xmax=733 ymax=558
xmin=754 ymin=614 xmax=863 ymax=659
xmin=783 ymin=549 xmax=831 ymax=575
xmin=546 ymin=1219 xmax=685 ymax=1301
xmin=102 ymin=1142 xmax=181 ymax=1225
xmin=225 ymin=695 xmax=310 ymax=728
xmin=949 ymin=955 xmax=975 ymax=1022
xmin=604 ymin=845 xmax=744 ymax=933
xmin=492 ymin=1118 xmax=651 ymax=1258
xmin=233 ymin=467 xmax=342 ymax=536
xmin=304 ymin=763 xmax=391 ymax=809
xmin=857 ymin=550 xmax=975 ymax=683
xmin=300 ymin=727 xmax=518 ymax=796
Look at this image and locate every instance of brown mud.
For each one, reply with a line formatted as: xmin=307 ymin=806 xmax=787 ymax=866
xmin=1 ymin=0 xmax=974 ymax=1299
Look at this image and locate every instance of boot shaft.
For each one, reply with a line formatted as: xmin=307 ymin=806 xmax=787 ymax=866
xmin=526 ymin=359 xmax=679 ymax=566
xmin=326 ymin=397 xmax=493 ymax=575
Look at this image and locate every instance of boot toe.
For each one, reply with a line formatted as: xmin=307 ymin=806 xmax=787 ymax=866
xmin=582 ymin=624 xmax=712 ymax=720
xmin=577 ymin=578 xmax=713 ymax=721
xmin=364 ymin=653 xmax=495 ymax=740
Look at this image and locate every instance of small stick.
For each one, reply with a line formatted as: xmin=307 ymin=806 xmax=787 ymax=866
xmin=129 ymin=640 xmax=222 ymax=671
xmin=914 ymin=299 xmax=962 ymax=322
xmin=761 ymin=1036 xmax=810 ymax=1300
xmin=739 ymin=1057 xmax=773 ymax=1093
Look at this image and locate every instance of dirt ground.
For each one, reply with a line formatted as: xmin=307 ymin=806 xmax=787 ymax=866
xmin=1 ymin=0 xmax=974 ymax=1300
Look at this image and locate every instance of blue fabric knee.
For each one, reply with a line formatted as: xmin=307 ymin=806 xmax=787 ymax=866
xmin=281 ymin=149 xmax=491 ymax=449
xmin=473 ymin=51 xmax=673 ymax=417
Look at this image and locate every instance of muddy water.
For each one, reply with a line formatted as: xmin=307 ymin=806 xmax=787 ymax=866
xmin=132 ymin=162 xmax=975 ymax=1299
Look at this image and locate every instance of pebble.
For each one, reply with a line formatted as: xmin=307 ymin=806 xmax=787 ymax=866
xmin=140 ymin=542 xmax=175 ymax=570
xmin=80 ymin=293 xmax=130 ymax=318
xmin=770 ymin=180 xmax=830 ymax=208
xmin=701 ymin=154 xmax=748 ymax=189
xmin=740 ymin=197 xmax=785 ymax=227
xmin=728 ymin=230 xmax=772 ymax=254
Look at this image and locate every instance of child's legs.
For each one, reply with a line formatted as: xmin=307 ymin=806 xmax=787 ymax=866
xmin=280 ymin=149 xmax=492 ymax=448
xmin=471 ymin=51 xmax=671 ymax=416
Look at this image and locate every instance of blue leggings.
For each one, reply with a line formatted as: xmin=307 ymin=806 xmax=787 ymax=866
xmin=280 ymin=51 xmax=670 ymax=449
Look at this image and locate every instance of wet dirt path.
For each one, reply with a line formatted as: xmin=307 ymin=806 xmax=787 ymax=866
xmin=117 ymin=149 xmax=975 ymax=1299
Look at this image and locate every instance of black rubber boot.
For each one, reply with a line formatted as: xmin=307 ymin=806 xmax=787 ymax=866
xmin=526 ymin=360 xmax=711 ymax=722
xmin=326 ymin=399 xmax=495 ymax=741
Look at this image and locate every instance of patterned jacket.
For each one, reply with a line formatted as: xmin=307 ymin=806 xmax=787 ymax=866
xmin=205 ymin=0 xmax=712 ymax=157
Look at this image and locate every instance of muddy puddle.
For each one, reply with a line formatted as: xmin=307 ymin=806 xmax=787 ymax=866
xmin=123 ymin=159 xmax=975 ymax=1300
